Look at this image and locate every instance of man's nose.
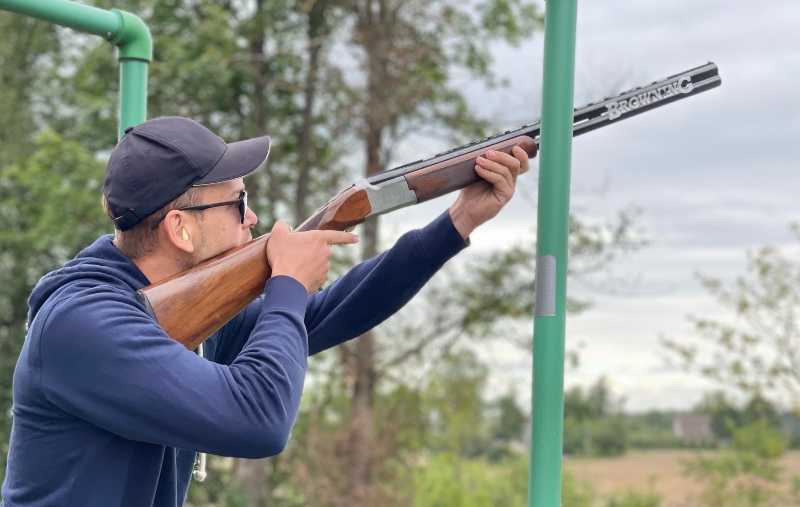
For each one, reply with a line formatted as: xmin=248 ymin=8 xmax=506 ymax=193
xmin=243 ymin=206 xmax=258 ymax=228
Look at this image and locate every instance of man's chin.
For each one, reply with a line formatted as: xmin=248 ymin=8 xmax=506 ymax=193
xmin=193 ymin=246 xmax=232 ymax=266
xmin=193 ymin=235 xmax=251 ymax=266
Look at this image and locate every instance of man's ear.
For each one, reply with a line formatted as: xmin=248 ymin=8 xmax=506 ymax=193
xmin=163 ymin=211 xmax=195 ymax=254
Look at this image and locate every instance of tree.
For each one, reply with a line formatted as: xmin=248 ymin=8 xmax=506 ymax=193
xmin=491 ymin=391 xmax=527 ymax=445
xmin=423 ymin=349 xmax=491 ymax=457
xmin=326 ymin=1 xmax=545 ymax=504
xmin=0 ymin=11 xmax=55 ymax=168
xmin=662 ymin=227 xmax=800 ymax=405
xmin=562 ymin=377 xmax=628 ymax=457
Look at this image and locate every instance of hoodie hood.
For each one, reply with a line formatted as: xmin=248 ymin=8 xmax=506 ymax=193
xmin=28 ymin=235 xmax=150 ymax=326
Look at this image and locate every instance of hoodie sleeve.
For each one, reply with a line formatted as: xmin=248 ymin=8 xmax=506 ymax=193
xmin=304 ymin=210 xmax=468 ymax=355
xmin=34 ymin=275 xmax=309 ymax=458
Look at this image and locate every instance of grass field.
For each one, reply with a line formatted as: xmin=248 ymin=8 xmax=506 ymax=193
xmin=563 ymin=450 xmax=800 ymax=506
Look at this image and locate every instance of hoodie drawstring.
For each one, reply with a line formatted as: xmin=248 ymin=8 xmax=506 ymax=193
xmin=192 ymin=342 xmax=208 ymax=482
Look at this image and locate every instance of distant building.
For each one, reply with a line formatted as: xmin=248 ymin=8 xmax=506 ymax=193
xmin=673 ymin=415 xmax=713 ymax=443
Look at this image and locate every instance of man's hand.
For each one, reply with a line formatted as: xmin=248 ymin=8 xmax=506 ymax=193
xmin=267 ymin=221 xmax=359 ymax=294
xmin=449 ymin=145 xmax=530 ymax=239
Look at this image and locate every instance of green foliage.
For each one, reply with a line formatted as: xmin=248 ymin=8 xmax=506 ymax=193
xmin=411 ymin=454 xmax=596 ymax=507
xmin=693 ymin=391 xmax=742 ymax=441
xmin=491 ymin=392 xmax=527 ymax=444
xmin=562 ymin=377 xmax=628 ymax=457
xmin=423 ymin=350 xmax=491 ymax=457
xmin=692 ymin=391 xmax=785 ymax=444
xmin=561 ymin=469 xmax=597 ymax=507
xmin=625 ymin=410 xmax=692 ymax=450
xmin=184 ymin=457 xmax=251 ymax=507
xmin=0 ymin=12 xmax=57 ymax=168
xmin=740 ymin=395 xmax=781 ymax=431
xmin=411 ymin=454 xmax=528 ymax=507
xmin=682 ymin=420 xmax=791 ymax=507
xmin=730 ymin=419 xmax=786 ymax=460
xmin=605 ymin=483 xmax=662 ymax=507
xmin=563 ymin=416 xmax=628 ymax=458
xmin=475 ymin=0 xmax=543 ymax=46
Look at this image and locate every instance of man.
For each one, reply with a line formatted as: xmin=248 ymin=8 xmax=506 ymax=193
xmin=1 ymin=116 xmax=529 ymax=506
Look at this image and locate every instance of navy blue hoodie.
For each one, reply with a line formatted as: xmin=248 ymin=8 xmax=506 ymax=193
xmin=1 ymin=211 xmax=466 ymax=506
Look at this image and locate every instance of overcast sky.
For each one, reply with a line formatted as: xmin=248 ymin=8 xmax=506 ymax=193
xmin=384 ymin=0 xmax=800 ymax=412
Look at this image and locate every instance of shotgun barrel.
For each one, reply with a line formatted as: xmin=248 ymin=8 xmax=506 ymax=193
xmin=137 ymin=62 xmax=721 ymax=349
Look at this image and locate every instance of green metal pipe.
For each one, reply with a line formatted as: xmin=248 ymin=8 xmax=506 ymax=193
xmin=110 ymin=9 xmax=151 ymax=61
xmin=118 ymin=59 xmax=149 ymax=138
xmin=112 ymin=9 xmax=152 ymax=138
xmin=528 ymin=1 xmax=579 ymax=506
xmin=0 ymin=0 xmax=119 ymax=39
xmin=0 ymin=0 xmax=152 ymax=138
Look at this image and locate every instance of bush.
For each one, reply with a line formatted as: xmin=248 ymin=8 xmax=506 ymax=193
xmin=605 ymin=485 xmax=661 ymax=507
xmin=411 ymin=454 xmax=596 ymax=507
xmin=411 ymin=454 xmax=528 ymax=507
xmin=681 ymin=420 xmax=791 ymax=506
xmin=562 ymin=469 xmax=596 ymax=507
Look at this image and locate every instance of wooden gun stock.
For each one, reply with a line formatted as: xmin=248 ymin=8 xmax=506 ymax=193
xmin=138 ymin=236 xmax=271 ymax=350
xmin=137 ymin=183 xmax=375 ymax=350
xmin=137 ymin=61 xmax=722 ymax=348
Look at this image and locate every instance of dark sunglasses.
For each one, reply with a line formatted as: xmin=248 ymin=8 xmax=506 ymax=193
xmin=150 ymin=191 xmax=248 ymax=230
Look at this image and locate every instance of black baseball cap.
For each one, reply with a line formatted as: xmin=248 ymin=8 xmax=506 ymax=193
xmin=103 ymin=116 xmax=270 ymax=231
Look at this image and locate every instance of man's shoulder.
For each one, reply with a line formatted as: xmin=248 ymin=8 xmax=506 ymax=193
xmin=30 ymin=281 xmax=139 ymax=337
xmin=28 ymin=235 xmax=147 ymax=325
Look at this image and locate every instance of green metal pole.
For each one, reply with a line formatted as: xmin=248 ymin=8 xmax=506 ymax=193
xmin=118 ymin=59 xmax=149 ymax=137
xmin=528 ymin=0 xmax=578 ymax=506
xmin=0 ymin=0 xmax=152 ymax=139
xmin=111 ymin=9 xmax=152 ymax=138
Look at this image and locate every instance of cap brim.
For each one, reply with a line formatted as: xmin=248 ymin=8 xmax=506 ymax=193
xmin=194 ymin=135 xmax=271 ymax=186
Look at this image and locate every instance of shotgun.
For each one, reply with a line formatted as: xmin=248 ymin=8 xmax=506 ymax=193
xmin=137 ymin=62 xmax=721 ymax=349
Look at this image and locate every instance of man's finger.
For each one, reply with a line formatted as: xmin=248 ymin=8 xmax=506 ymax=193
xmin=475 ymin=164 xmax=513 ymax=198
xmin=478 ymin=153 xmax=516 ymax=189
xmin=318 ymin=230 xmax=360 ymax=245
xmin=487 ymin=150 xmax=521 ymax=178
xmin=512 ymin=145 xmax=531 ymax=176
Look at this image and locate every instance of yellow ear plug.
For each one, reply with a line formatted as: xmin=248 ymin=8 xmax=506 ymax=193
xmin=181 ymin=228 xmax=189 ymax=241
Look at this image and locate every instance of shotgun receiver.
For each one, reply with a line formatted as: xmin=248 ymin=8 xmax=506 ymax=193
xmin=137 ymin=62 xmax=721 ymax=349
